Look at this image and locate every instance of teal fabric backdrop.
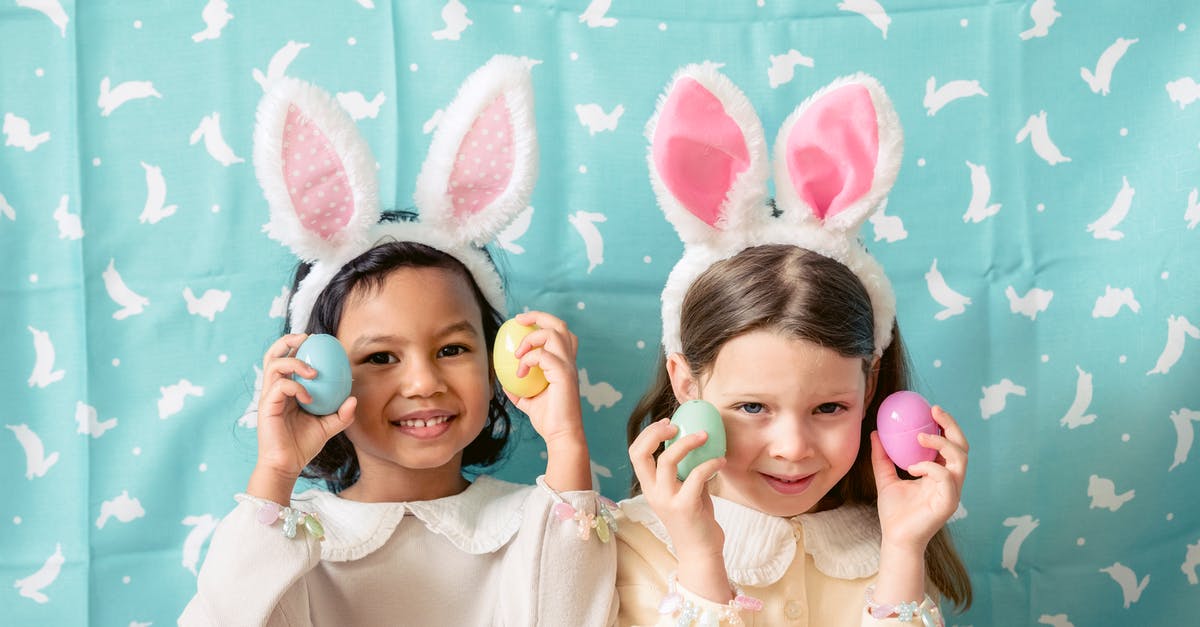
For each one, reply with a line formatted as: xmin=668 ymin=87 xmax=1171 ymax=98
xmin=2 ymin=1 xmax=1198 ymax=625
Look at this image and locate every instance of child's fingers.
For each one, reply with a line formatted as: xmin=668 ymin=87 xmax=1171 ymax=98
xmin=262 ymin=378 xmax=312 ymax=416
xmin=513 ymin=314 xmax=579 ymax=358
xmin=918 ymin=432 xmax=968 ymax=477
xmin=319 ymin=396 xmax=357 ymax=438
xmin=905 ymin=460 xmax=956 ymax=491
xmin=869 ymin=431 xmax=901 ymax=490
xmin=676 ymin=456 xmax=725 ymax=503
xmin=656 ymin=430 xmax=709 ymax=488
xmin=262 ymin=334 xmax=307 ymax=371
xmin=516 ymin=329 xmax=576 ymax=363
xmin=931 ymin=406 xmax=969 ymax=454
xmin=629 ymin=419 xmax=675 ymax=491
xmin=514 ymin=310 xmax=566 ymax=334
xmin=265 ymin=356 xmax=317 ymax=382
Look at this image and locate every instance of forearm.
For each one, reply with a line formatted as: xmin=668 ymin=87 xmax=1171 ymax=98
xmin=542 ymin=431 xmax=592 ymax=492
xmin=675 ymin=550 xmax=733 ymax=604
xmin=247 ymin=465 xmax=299 ymax=506
xmin=872 ymin=542 xmax=926 ymax=606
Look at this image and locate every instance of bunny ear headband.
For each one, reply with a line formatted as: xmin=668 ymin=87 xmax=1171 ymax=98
xmin=253 ymin=55 xmax=537 ymax=333
xmin=648 ymin=63 xmax=902 ymax=357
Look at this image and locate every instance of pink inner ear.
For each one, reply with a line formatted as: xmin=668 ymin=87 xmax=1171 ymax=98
xmin=449 ymin=95 xmax=514 ymax=219
xmin=653 ymin=77 xmax=750 ymax=227
xmin=283 ymin=106 xmax=355 ymax=240
xmin=785 ymin=84 xmax=878 ymax=221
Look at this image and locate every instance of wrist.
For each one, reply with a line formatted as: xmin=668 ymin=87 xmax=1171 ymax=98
xmin=543 ymin=435 xmax=591 ymax=492
xmin=873 ymin=541 xmax=927 ymax=607
xmin=247 ymin=465 xmax=300 ymax=505
xmin=674 ymin=552 xmax=733 ymax=604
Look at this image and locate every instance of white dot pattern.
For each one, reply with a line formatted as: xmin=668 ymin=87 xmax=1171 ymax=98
xmin=449 ymin=95 xmax=514 ymax=219
xmin=282 ymin=107 xmax=353 ymax=240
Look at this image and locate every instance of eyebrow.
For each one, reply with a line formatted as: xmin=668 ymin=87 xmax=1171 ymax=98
xmin=350 ymin=320 xmax=480 ymax=351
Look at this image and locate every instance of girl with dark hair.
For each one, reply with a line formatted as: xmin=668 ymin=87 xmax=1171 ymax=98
xmin=181 ymin=57 xmax=616 ymax=625
xmin=614 ymin=67 xmax=971 ymax=626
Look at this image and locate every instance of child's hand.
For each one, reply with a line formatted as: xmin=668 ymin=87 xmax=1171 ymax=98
xmin=871 ymin=405 xmax=969 ymax=552
xmin=506 ymin=311 xmax=585 ymax=447
xmin=630 ymin=418 xmax=731 ymax=602
xmin=250 ymin=333 xmax=357 ymax=503
xmin=506 ymin=311 xmax=590 ymax=491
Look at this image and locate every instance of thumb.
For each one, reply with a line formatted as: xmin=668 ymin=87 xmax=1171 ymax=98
xmin=869 ymin=431 xmax=900 ymax=491
xmin=321 ymin=396 xmax=357 ymax=440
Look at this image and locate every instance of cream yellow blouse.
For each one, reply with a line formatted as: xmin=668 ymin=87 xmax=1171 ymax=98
xmin=615 ymin=495 xmax=944 ymax=626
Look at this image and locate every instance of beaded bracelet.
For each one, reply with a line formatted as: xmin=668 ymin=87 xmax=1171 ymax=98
xmin=536 ymin=476 xmax=619 ymax=542
xmin=658 ymin=572 xmax=762 ymax=626
xmin=237 ymin=495 xmax=325 ymax=542
xmin=864 ymin=585 xmax=943 ymax=626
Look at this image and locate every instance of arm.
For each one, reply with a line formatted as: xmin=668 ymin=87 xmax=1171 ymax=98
xmin=178 ymin=499 xmax=319 ymax=627
xmin=499 ymin=483 xmax=617 ymax=626
xmin=867 ymin=405 xmax=967 ymax=625
xmin=627 ymin=419 xmax=754 ymax=622
xmin=505 ymin=311 xmax=591 ymax=491
xmin=616 ymin=522 xmax=757 ymax=627
xmin=181 ymin=335 xmax=357 ymax=625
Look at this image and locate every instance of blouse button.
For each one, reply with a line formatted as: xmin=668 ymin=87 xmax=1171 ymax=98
xmin=784 ymin=599 xmax=806 ymax=621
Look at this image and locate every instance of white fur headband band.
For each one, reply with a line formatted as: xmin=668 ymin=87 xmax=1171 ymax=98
xmin=647 ymin=63 xmax=901 ymax=357
xmin=252 ymin=55 xmax=538 ymax=333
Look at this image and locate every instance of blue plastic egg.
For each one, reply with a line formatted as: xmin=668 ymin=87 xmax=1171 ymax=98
xmin=291 ymin=334 xmax=352 ymax=416
xmin=667 ymin=399 xmax=727 ymax=480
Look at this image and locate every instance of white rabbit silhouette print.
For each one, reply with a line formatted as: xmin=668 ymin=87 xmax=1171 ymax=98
xmin=13 ymin=543 xmax=64 ymax=603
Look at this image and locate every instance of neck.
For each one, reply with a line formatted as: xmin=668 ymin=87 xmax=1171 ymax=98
xmin=339 ymin=454 xmax=471 ymax=503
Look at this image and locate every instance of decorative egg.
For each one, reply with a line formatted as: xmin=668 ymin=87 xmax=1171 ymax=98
xmin=876 ymin=391 xmax=942 ymax=470
xmin=493 ymin=319 xmax=549 ymax=398
xmin=292 ymin=334 xmax=352 ymax=416
xmin=666 ymin=399 xmax=727 ymax=480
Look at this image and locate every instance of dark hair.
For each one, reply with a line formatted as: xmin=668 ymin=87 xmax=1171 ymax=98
xmin=286 ymin=237 xmax=511 ymax=493
xmin=627 ymin=244 xmax=972 ymax=610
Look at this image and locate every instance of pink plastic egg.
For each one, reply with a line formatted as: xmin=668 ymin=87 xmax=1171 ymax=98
xmin=876 ymin=391 xmax=942 ymax=470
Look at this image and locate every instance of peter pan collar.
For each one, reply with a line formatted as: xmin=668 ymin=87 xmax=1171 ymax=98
xmin=294 ymin=475 xmax=531 ymax=562
xmin=620 ymin=494 xmax=881 ymax=586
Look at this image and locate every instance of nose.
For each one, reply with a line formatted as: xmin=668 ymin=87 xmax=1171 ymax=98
xmin=400 ymin=356 xmax=446 ymax=398
xmin=768 ymin=418 xmax=815 ymax=461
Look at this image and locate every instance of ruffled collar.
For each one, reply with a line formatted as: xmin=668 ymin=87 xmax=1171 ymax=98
xmin=620 ymin=494 xmax=881 ymax=586
xmin=293 ymin=475 xmax=531 ymax=562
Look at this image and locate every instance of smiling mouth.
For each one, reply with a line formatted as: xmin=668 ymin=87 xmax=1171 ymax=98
xmin=392 ymin=415 xmax=452 ymax=428
xmin=760 ymin=473 xmax=815 ymax=495
xmin=389 ymin=414 xmax=455 ymax=439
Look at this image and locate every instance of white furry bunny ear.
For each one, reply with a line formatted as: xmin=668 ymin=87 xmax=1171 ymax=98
xmin=771 ymin=73 xmax=902 ymax=236
xmin=414 ymin=55 xmax=538 ymax=247
xmin=253 ymin=77 xmax=381 ymax=263
xmin=646 ymin=62 xmax=770 ymax=247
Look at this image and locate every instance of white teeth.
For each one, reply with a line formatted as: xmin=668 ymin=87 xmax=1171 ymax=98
xmin=397 ymin=415 xmax=450 ymax=428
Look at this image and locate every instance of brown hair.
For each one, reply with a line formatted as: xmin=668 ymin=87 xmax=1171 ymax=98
xmin=627 ymin=244 xmax=972 ymax=610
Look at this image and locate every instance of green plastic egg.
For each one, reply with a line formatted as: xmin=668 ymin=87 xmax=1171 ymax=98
xmin=666 ymin=399 xmax=727 ymax=480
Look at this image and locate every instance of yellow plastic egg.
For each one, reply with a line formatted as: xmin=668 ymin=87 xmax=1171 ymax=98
xmin=493 ymin=319 xmax=549 ymax=398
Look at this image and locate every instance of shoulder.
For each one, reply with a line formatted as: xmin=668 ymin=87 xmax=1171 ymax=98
xmin=293 ymin=477 xmax=536 ymax=562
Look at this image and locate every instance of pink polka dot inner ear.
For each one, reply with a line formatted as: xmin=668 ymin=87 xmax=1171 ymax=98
xmin=283 ymin=106 xmax=355 ymax=240
xmin=449 ymin=95 xmax=514 ymax=219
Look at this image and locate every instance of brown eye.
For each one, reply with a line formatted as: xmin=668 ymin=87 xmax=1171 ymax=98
xmin=438 ymin=345 xmax=468 ymax=358
xmin=367 ymin=352 xmax=396 ymax=365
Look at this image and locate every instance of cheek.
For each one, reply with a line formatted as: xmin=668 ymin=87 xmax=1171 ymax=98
xmin=826 ymin=419 xmax=864 ymax=463
xmin=721 ymin=421 xmax=762 ymax=464
xmin=452 ymin=356 xmax=493 ymax=400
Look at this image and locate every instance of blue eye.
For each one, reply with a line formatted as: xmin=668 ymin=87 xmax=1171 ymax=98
xmin=738 ymin=402 xmax=764 ymax=415
xmin=816 ymin=403 xmax=844 ymax=415
xmin=438 ymin=345 xmax=468 ymax=358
